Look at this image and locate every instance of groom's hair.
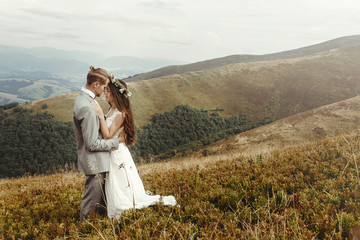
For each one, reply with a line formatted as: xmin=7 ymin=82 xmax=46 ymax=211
xmin=86 ymin=66 xmax=110 ymax=86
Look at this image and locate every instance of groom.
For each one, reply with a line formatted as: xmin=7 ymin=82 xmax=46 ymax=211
xmin=73 ymin=66 xmax=120 ymax=221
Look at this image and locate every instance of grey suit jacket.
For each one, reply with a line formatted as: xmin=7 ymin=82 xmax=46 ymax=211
xmin=73 ymin=91 xmax=119 ymax=175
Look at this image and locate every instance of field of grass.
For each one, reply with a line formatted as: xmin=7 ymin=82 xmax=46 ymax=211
xmin=2 ymin=132 xmax=360 ymax=239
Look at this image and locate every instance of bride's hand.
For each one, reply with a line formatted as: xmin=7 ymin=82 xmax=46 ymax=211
xmin=91 ymin=102 xmax=104 ymax=118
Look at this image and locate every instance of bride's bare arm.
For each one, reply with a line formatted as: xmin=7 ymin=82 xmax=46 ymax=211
xmin=100 ymin=115 xmax=124 ymax=139
xmin=91 ymin=102 xmax=124 ymax=140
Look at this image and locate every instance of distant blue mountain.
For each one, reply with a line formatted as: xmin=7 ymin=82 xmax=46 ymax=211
xmin=0 ymin=44 xmax=184 ymax=104
xmin=0 ymin=44 xmax=184 ymax=75
xmin=0 ymin=52 xmax=88 ymax=74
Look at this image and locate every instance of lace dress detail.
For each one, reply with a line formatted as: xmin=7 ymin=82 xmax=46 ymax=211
xmin=104 ymin=108 xmax=177 ymax=219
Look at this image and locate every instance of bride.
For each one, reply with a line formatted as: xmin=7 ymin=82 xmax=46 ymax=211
xmin=91 ymin=75 xmax=177 ymax=219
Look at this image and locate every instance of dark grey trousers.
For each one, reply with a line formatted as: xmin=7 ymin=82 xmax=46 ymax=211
xmin=80 ymin=172 xmax=107 ymax=221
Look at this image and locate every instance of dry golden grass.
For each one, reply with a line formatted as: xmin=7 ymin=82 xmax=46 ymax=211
xmin=0 ymin=171 xmax=84 ymax=198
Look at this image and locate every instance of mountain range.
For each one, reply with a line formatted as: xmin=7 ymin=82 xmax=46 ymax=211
xmin=0 ymin=44 xmax=183 ymax=104
xmin=21 ymin=35 xmax=360 ymax=129
xmin=126 ymin=35 xmax=360 ymax=81
xmin=0 ymin=44 xmax=185 ymax=74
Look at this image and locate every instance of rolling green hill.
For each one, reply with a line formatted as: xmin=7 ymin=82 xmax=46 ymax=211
xmin=24 ymin=43 xmax=360 ymax=128
xmin=126 ymin=35 xmax=360 ymax=81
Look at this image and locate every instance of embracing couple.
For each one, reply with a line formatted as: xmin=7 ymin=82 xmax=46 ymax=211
xmin=73 ymin=66 xmax=177 ymax=221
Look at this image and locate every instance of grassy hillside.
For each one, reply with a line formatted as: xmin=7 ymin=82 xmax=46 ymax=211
xmin=201 ymin=95 xmax=360 ymax=159
xmin=126 ymin=35 xmax=360 ymax=81
xmin=2 ymin=132 xmax=360 ymax=239
xmin=24 ymin=44 xmax=360 ymax=127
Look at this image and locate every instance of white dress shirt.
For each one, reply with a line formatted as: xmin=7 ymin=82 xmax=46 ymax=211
xmin=81 ymin=87 xmax=99 ymax=105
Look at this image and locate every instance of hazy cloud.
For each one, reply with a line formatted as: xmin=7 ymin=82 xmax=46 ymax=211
xmin=0 ymin=0 xmax=360 ymax=62
xmin=20 ymin=8 xmax=67 ymax=20
xmin=153 ymin=40 xmax=193 ymax=46
xmin=6 ymin=27 xmax=42 ymax=35
xmin=138 ymin=1 xmax=181 ymax=10
xmin=47 ymin=33 xmax=78 ymax=39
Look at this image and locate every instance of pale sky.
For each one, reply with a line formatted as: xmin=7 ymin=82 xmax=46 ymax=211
xmin=1 ymin=0 xmax=360 ymax=62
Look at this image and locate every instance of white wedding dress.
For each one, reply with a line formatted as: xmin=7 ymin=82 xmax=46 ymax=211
xmin=105 ymin=108 xmax=177 ymax=219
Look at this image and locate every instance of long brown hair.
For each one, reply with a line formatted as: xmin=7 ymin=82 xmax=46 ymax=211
xmin=87 ymin=66 xmax=109 ymax=85
xmin=108 ymin=79 xmax=136 ymax=145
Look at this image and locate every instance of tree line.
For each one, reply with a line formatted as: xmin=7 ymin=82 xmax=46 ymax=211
xmin=130 ymin=105 xmax=271 ymax=161
xmin=0 ymin=107 xmax=76 ymax=178
xmin=0 ymin=102 xmax=19 ymax=110
xmin=0 ymin=103 xmax=271 ymax=178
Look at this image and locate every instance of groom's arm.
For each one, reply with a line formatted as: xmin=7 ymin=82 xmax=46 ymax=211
xmin=79 ymin=105 xmax=119 ymax=152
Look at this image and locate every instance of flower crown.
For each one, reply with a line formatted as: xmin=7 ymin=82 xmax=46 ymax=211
xmin=109 ymin=74 xmax=132 ymax=98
